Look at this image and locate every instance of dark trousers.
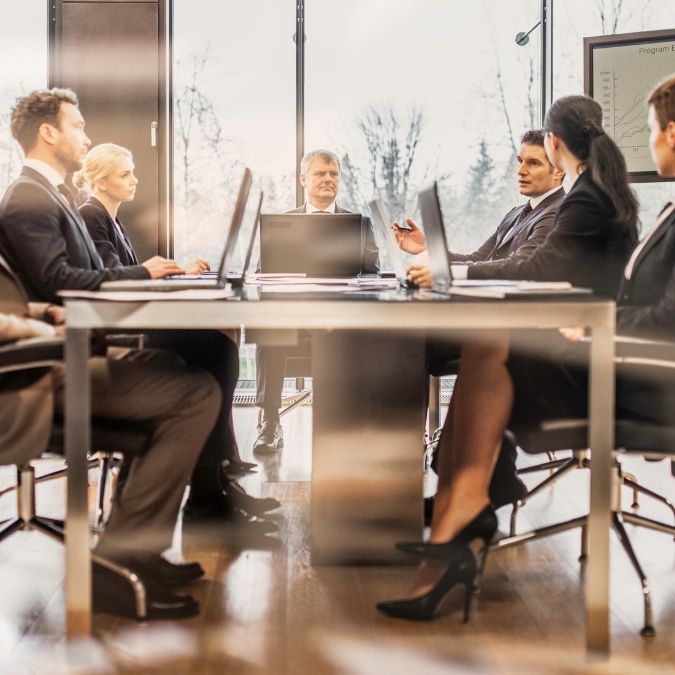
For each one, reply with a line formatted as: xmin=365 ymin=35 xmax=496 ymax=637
xmin=144 ymin=330 xmax=239 ymax=468
xmin=255 ymin=331 xmax=311 ymax=420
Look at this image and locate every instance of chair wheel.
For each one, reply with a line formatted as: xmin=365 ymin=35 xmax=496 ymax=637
xmin=640 ymin=625 xmax=656 ymax=637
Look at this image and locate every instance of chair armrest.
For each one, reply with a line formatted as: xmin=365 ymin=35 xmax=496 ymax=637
xmin=614 ymin=336 xmax=675 ymax=369
xmin=0 ymin=337 xmax=64 ymax=375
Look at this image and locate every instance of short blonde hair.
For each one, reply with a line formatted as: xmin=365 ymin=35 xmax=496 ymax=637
xmin=72 ymin=142 xmax=133 ymax=192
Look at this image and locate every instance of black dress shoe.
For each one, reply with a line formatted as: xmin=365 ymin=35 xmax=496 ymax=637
xmin=223 ymin=458 xmax=258 ymax=476
xmin=183 ymin=501 xmax=278 ymax=535
xmin=93 ymin=547 xmax=204 ymax=588
xmin=224 ymin=480 xmax=281 ymax=516
xmin=93 ymin=561 xmax=199 ymax=620
xmin=488 ymin=431 xmax=528 ymax=508
xmin=131 ymin=554 xmax=204 ymax=588
xmin=253 ymin=420 xmax=283 ymax=454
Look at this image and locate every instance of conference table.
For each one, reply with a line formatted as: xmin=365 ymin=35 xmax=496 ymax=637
xmin=63 ymin=285 xmax=615 ymax=654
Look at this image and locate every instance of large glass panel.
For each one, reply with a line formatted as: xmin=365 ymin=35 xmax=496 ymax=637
xmin=553 ymin=0 xmax=675 ymax=229
xmin=172 ymin=0 xmax=295 ymax=263
xmin=0 ymin=1 xmax=48 ymax=193
xmin=305 ymin=0 xmax=542 ymax=261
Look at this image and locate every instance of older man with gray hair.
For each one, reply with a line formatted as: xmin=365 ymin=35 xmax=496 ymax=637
xmin=253 ymin=148 xmax=379 ymax=453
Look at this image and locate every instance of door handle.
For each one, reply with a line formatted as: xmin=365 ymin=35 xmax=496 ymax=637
xmin=150 ymin=121 xmax=158 ymax=148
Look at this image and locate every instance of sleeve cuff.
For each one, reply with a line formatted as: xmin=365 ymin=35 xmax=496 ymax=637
xmin=450 ymin=264 xmax=469 ymax=280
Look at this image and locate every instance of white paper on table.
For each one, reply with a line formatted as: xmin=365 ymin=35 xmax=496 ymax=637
xmin=259 ymin=284 xmax=362 ymax=293
xmin=252 ymin=276 xmax=358 ymax=285
xmin=246 ymin=272 xmax=307 ymax=280
xmin=59 ymin=288 xmax=234 ymax=301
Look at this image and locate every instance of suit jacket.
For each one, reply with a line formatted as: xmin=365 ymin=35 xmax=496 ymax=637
xmin=467 ymin=171 xmax=639 ymax=298
xmin=79 ymin=196 xmax=140 ymax=267
xmin=0 ymin=167 xmax=148 ymax=303
xmin=451 ymin=188 xmax=563 ymax=264
xmin=617 ymin=204 xmax=675 ymax=340
xmin=289 ymin=203 xmax=380 ymax=274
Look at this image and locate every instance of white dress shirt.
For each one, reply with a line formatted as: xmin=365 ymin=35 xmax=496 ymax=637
xmin=306 ymin=201 xmax=336 ymax=214
xmin=24 ymin=158 xmax=66 ymax=188
xmin=624 ymin=202 xmax=674 ymax=280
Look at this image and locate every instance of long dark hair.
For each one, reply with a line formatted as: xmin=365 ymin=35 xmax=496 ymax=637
xmin=544 ymin=95 xmax=638 ymax=228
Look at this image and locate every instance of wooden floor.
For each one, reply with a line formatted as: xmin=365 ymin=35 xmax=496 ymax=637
xmin=0 ymin=404 xmax=674 ymax=674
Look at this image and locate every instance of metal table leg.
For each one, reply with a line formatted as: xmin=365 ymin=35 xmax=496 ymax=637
xmin=65 ymin=328 xmax=91 ymax=637
xmin=311 ymin=330 xmax=426 ymax=564
xmin=586 ymin=308 xmax=615 ymax=655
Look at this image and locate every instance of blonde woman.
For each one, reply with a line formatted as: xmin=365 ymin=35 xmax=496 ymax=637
xmin=74 ymin=143 xmax=208 ymax=275
xmin=74 ymin=143 xmax=280 ymax=523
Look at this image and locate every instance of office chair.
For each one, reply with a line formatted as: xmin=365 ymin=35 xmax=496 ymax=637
xmin=489 ymin=336 xmax=675 ymax=637
xmin=0 ymin=335 xmax=155 ymax=619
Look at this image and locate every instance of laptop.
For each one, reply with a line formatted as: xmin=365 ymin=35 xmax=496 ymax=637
xmin=101 ymin=168 xmax=253 ymax=291
xmin=417 ymin=181 xmax=591 ymax=298
xmin=259 ymin=212 xmax=363 ymax=276
xmin=367 ymin=197 xmax=415 ymax=288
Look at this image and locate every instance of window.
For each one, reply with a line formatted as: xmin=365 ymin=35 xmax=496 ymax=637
xmin=553 ymin=0 xmax=675 ymax=230
xmin=305 ymin=0 xmax=542 ymax=263
xmin=172 ymin=0 xmax=296 ymax=263
xmin=0 ymin=1 xmax=47 ymax=193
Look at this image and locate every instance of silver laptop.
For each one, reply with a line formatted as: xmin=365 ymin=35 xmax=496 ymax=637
xmin=417 ymin=182 xmax=591 ymax=298
xmin=367 ymin=197 xmax=415 ymax=288
xmin=101 ymin=168 xmax=253 ymax=291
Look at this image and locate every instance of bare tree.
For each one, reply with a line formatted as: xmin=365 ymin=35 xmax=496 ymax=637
xmin=594 ymin=0 xmax=654 ymax=34
xmin=174 ymin=49 xmax=235 ymax=211
xmin=341 ymin=103 xmax=425 ymax=222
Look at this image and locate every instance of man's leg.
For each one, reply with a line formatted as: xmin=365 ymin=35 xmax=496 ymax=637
xmin=56 ymin=351 xmax=221 ymax=555
xmin=253 ymin=344 xmax=289 ymax=452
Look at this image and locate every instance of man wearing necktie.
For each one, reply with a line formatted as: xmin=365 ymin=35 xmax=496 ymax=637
xmin=253 ymin=149 xmax=380 ymax=453
xmin=397 ymin=129 xmax=565 ymax=287
xmin=0 ymin=89 xmax=277 ymax=533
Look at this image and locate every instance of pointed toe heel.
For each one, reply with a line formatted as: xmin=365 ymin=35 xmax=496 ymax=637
xmin=376 ymin=546 xmax=477 ymax=622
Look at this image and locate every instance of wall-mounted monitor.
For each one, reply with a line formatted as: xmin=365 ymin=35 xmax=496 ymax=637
xmin=584 ymin=28 xmax=675 ymax=182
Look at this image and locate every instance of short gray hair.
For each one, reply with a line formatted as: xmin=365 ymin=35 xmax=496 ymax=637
xmin=300 ymin=149 xmax=340 ymax=176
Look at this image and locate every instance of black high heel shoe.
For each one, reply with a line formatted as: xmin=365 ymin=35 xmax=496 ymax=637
xmin=376 ymin=545 xmax=477 ymax=621
xmin=397 ymin=503 xmax=498 ymax=579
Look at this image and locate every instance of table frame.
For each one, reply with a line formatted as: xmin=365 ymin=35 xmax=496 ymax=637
xmin=63 ymin=296 xmax=615 ymax=654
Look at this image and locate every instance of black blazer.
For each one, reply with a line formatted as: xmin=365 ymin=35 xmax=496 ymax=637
xmin=289 ymin=203 xmax=380 ymax=274
xmin=617 ymin=204 xmax=675 ymax=340
xmin=467 ymin=172 xmax=638 ymax=298
xmin=452 ymin=188 xmax=563 ymax=265
xmin=79 ymin=196 xmax=140 ymax=267
xmin=0 ymin=167 xmax=148 ymax=303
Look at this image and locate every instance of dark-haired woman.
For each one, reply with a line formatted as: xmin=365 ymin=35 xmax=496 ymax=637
xmin=377 ymin=94 xmax=641 ymax=621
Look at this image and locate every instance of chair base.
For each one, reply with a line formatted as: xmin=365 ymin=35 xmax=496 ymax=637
xmin=491 ymin=499 xmax=671 ymax=636
xmin=0 ymin=464 xmax=149 ymax=620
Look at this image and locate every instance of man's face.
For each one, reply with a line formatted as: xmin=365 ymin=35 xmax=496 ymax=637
xmin=300 ymin=158 xmax=340 ymax=207
xmin=648 ymin=105 xmax=675 ymax=177
xmin=517 ymin=142 xmax=560 ymax=197
xmin=51 ymin=102 xmax=91 ymax=173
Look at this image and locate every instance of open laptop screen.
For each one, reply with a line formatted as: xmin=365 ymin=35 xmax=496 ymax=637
xmin=259 ymin=213 xmax=363 ymax=276
xmin=417 ymin=182 xmax=452 ymax=291
xmin=213 ymin=168 xmax=253 ymax=283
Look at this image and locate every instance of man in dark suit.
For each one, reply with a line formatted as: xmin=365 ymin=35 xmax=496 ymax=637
xmin=396 ymin=129 xmax=565 ymax=511
xmin=0 ymin=251 xmax=220 ymax=619
xmin=253 ymin=149 xmax=379 ymax=453
xmin=0 ymin=88 xmax=277 ymax=532
xmin=398 ymin=129 xmax=565 ymax=285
